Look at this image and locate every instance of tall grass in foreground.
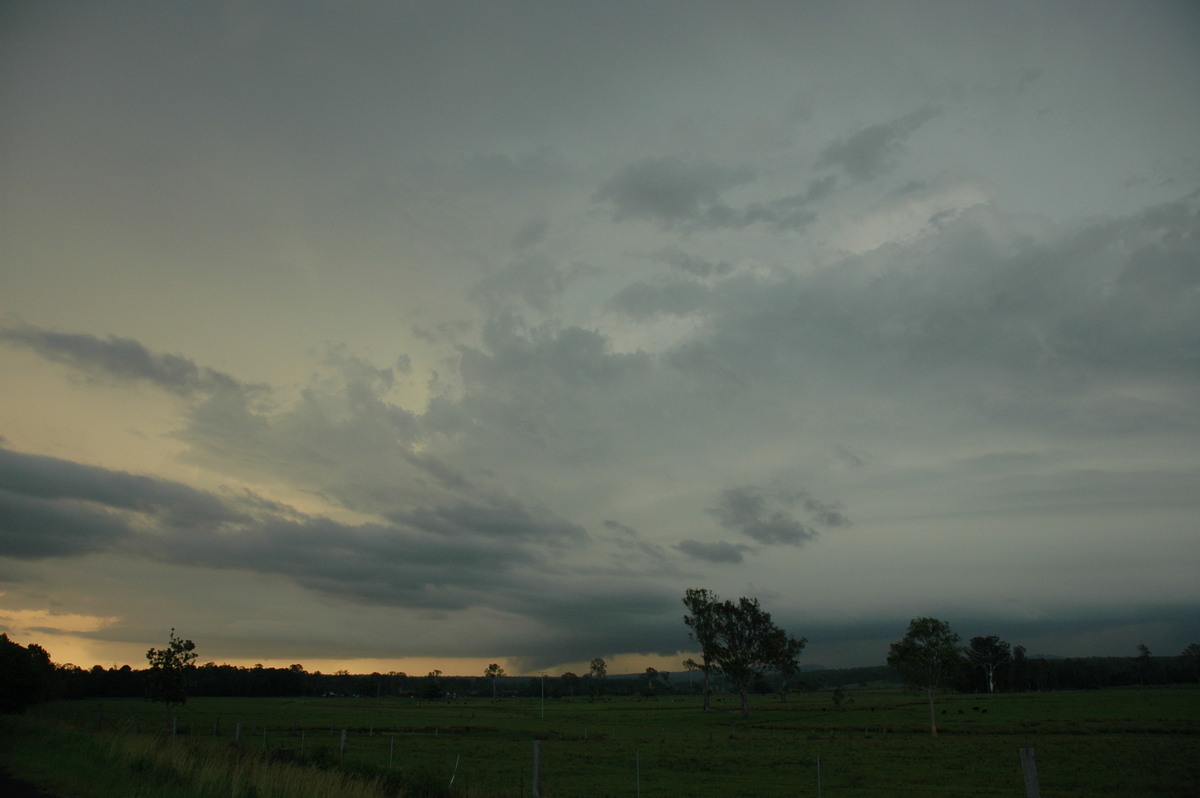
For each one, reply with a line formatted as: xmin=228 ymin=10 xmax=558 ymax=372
xmin=108 ymin=734 xmax=394 ymax=798
xmin=0 ymin=715 xmax=441 ymax=798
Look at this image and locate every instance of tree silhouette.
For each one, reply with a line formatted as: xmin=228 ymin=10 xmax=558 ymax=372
xmin=685 ymin=589 xmax=804 ymax=718
xmin=967 ymin=635 xmax=1012 ymax=693
xmin=682 ymin=588 xmax=720 ymax=712
xmin=484 ymin=663 xmax=505 ymax=698
xmin=0 ymin=634 xmax=55 ymax=714
xmin=145 ymin=628 xmax=197 ymax=716
xmin=588 ymin=657 xmax=607 ymax=696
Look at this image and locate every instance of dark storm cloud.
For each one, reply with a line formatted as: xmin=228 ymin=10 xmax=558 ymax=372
xmin=602 ymin=520 xmax=671 ymax=567
xmin=594 ymin=155 xmax=754 ymax=228
xmin=0 ymin=491 xmax=132 ymax=559
xmin=652 ymin=247 xmax=733 ymax=277
xmin=709 ymin=485 xmax=818 ymax=546
xmin=606 ymin=278 xmax=709 ymax=321
xmin=389 ymin=496 xmax=587 ymax=546
xmin=595 ymin=157 xmax=830 ymax=231
xmin=0 ymin=447 xmax=243 ymax=535
xmin=0 ymin=326 xmax=255 ymax=396
xmin=173 ymin=515 xmax=541 ymax=610
xmin=817 ymin=105 xmax=940 ymax=181
xmin=0 ymin=446 xmax=590 ymax=614
xmin=708 ymin=485 xmax=848 ymax=547
xmin=665 ymin=190 xmax=1200 ymax=416
xmin=675 ymin=539 xmax=751 ymax=564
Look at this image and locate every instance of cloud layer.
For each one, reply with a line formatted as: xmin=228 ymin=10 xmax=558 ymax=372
xmin=2 ymin=0 xmax=1198 ymax=671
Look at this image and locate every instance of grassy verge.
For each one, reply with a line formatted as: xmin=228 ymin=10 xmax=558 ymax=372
xmin=0 ymin=714 xmax=452 ymax=798
xmin=5 ymin=687 xmax=1199 ymax=797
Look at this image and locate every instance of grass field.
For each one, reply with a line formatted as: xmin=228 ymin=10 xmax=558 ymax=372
xmin=3 ymin=686 xmax=1197 ymax=797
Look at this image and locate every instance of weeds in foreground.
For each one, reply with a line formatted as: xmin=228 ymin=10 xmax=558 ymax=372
xmin=0 ymin=716 xmax=459 ymax=798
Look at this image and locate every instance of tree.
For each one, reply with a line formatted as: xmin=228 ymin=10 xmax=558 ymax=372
xmin=967 ymin=635 xmax=1012 ymax=693
xmin=1008 ymin=644 xmax=1029 ymax=692
xmin=145 ymin=628 xmax=197 ymax=715
xmin=588 ymin=657 xmax=607 ymax=696
xmin=831 ymin=685 xmax=848 ymax=711
xmin=887 ymin=617 xmax=963 ymax=738
xmin=1134 ymin=643 xmax=1154 ymax=685
xmin=641 ymin=666 xmax=670 ymax=696
xmin=560 ymin=671 xmax=581 ymax=696
xmin=1181 ymin=643 xmax=1200 ymax=683
xmin=682 ymin=587 xmax=721 ymax=712
xmin=772 ymin=634 xmax=807 ymax=702
xmin=484 ymin=663 xmax=505 ymax=698
xmin=422 ymin=669 xmax=444 ymax=699
xmin=0 ymin=634 xmax=55 ymax=714
xmin=685 ymin=589 xmax=804 ymax=719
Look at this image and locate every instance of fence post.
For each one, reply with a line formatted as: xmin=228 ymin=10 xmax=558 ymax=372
xmin=532 ymin=740 xmax=541 ymax=798
xmin=340 ymin=729 xmax=348 ymax=761
xmin=1020 ymin=747 xmax=1041 ymax=798
xmin=817 ymin=754 xmax=822 ymax=798
xmin=235 ymin=723 xmax=241 ymax=742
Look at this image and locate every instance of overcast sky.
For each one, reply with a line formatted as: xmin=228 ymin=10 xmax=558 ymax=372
xmin=2 ymin=0 xmax=1198 ymax=676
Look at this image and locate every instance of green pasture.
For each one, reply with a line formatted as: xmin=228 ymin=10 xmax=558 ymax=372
xmin=4 ymin=686 xmax=1198 ymax=797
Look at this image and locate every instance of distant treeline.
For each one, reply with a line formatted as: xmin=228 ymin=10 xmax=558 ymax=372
xmin=2 ymin=632 xmax=1196 ymax=714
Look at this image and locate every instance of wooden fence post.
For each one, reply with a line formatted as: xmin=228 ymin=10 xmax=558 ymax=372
xmin=532 ymin=740 xmax=541 ymax=798
xmin=1020 ymin=747 xmax=1041 ymax=798
xmin=340 ymin=729 xmax=348 ymax=761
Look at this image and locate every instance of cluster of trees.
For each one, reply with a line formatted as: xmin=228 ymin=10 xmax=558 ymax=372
xmin=884 ymin=617 xmax=1200 ymax=736
xmin=3 ymin=615 xmax=1198 ymax=716
xmin=682 ymin=588 xmax=806 ymax=718
xmin=0 ymin=634 xmax=55 ymax=713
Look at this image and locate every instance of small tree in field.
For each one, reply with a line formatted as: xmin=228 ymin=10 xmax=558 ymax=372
xmin=887 ymin=617 xmax=963 ymax=738
xmin=484 ymin=663 xmax=505 ymax=698
xmin=145 ymin=629 xmax=197 ymax=716
xmin=588 ymin=657 xmax=607 ymax=696
xmin=967 ymin=635 xmax=1012 ymax=693
xmin=560 ymin=671 xmax=581 ymax=696
xmin=1181 ymin=643 xmax=1200 ymax=683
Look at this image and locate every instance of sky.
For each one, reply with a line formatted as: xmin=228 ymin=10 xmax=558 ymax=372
xmin=1 ymin=0 xmax=1198 ymax=677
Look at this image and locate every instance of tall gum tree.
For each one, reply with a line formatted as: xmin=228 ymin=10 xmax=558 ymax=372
xmin=682 ymin=588 xmax=720 ymax=712
xmin=684 ymin=588 xmax=805 ymax=719
xmin=967 ymin=635 xmax=1012 ymax=693
xmin=887 ymin=617 xmax=964 ymax=738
